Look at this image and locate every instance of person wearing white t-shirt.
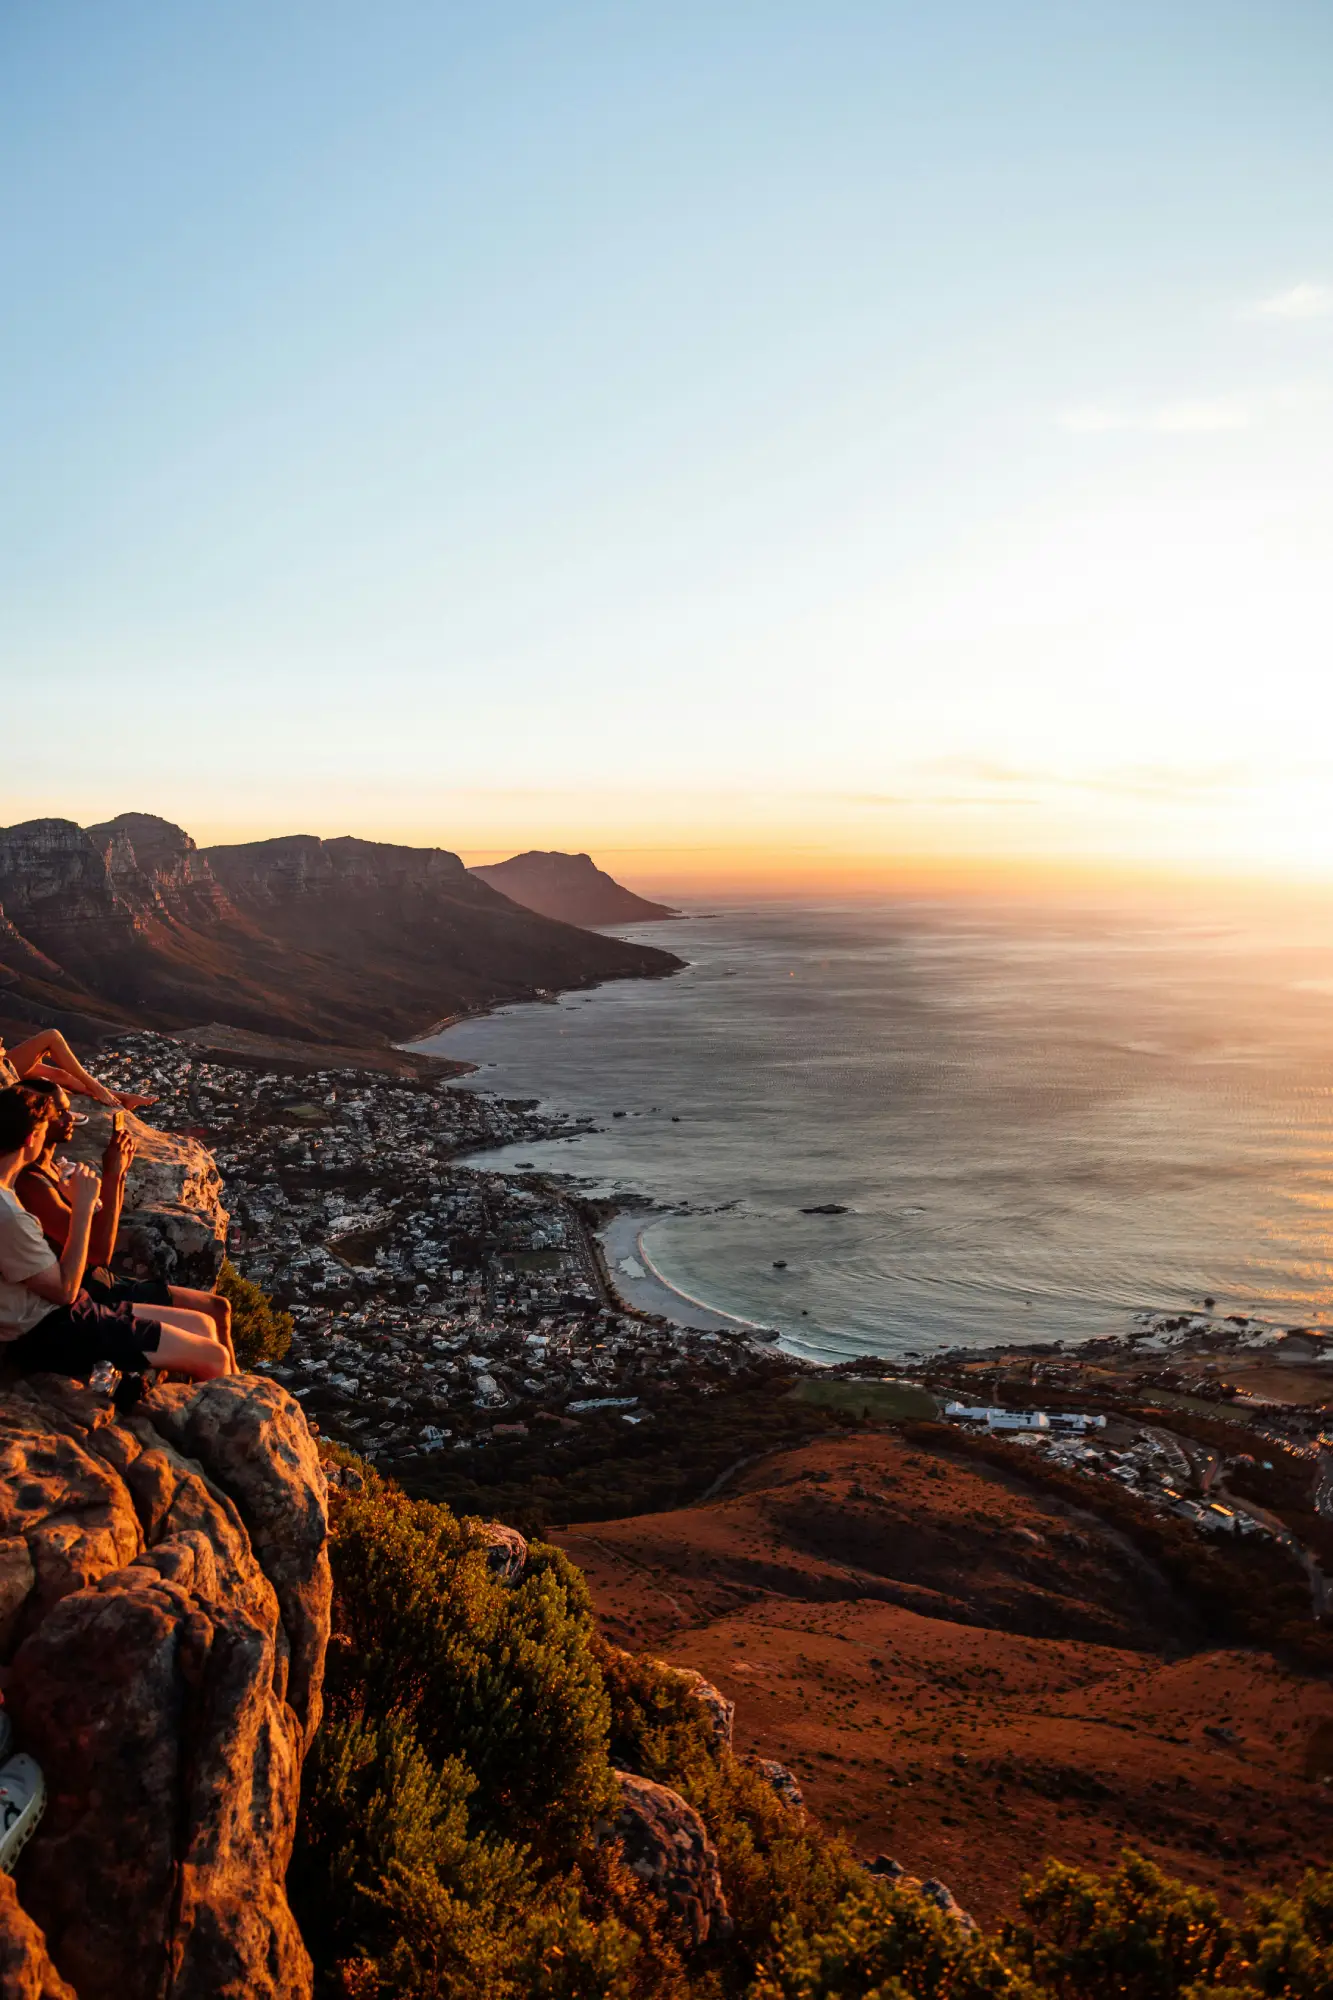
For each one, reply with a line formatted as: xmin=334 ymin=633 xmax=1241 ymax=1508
xmin=0 ymin=1087 xmax=231 ymax=1382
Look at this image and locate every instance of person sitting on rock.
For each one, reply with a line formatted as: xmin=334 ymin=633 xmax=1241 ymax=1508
xmin=0 ymin=1026 xmax=153 ymax=1110
xmin=13 ymin=1079 xmax=237 ymax=1370
xmin=0 ymin=1087 xmax=233 ymax=1384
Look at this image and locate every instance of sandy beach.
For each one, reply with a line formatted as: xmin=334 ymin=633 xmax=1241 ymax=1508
xmin=597 ymin=1210 xmax=767 ymax=1334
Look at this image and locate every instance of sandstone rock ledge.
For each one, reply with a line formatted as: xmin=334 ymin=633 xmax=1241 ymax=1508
xmin=0 ymin=1373 xmax=330 ymax=2000
xmin=65 ymin=1104 xmax=228 ymax=1288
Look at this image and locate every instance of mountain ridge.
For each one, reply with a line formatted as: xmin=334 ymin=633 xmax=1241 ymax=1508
xmin=0 ymin=814 xmax=682 ymax=1047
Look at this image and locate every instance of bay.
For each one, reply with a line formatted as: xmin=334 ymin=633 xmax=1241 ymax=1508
xmin=415 ymin=896 xmax=1333 ymax=1363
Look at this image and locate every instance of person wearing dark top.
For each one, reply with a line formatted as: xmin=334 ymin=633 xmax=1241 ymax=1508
xmin=15 ymin=1080 xmax=235 ymax=1368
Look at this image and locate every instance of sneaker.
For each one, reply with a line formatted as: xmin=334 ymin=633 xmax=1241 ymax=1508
xmin=0 ymin=1755 xmax=44 ymax=1872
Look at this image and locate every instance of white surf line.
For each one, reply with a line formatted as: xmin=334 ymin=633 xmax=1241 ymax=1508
xmin=632 ymin=1224 xmax=767 ymax=1332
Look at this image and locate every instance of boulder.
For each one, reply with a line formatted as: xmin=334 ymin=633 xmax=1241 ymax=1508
xmin=478 ymin=1520 xmax=528 ymax=1583
xmin=918 ymin=1877 xmax=977 ymax=1932
xmin=750 ymin=1756 xmax=805 ymax=1812
xmin=602 ymin=1770 xmax=731 ymax=1949
xmin=645 ymin=1658 xmax=734 ymax=1749
xmin=145 ymin=1377 xmax=330 ymax=1741
xmin=63 ymin=1104 xmax=228 ymax=1287
xmin=0 ymin=1372 xmax=329 ymax=1999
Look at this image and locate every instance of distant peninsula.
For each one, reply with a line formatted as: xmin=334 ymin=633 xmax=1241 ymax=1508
xmin=470 ymin=849 xmax=678 ymax=928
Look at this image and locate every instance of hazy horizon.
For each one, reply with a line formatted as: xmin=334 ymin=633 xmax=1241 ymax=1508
xmin=5 ymin=5 xmax=1333 ymax=885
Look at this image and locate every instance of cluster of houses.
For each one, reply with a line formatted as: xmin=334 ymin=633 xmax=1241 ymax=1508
xmin=940 ymin=1396 xmax=1274 ymax=1539
xmin=95 ymin=1034 xmax=789 ymax=1465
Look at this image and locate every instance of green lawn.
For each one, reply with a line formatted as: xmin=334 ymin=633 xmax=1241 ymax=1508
xmin=787 ymin=1376 xmax=940 ymax=1421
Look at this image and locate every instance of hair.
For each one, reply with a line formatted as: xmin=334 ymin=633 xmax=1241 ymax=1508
xmin=0 ymin=1087 xmax=53 ymax=1159
xmin=16 ymin=1076 xmax=67 ymax=1108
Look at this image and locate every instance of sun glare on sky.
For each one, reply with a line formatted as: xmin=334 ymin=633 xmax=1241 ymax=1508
xmin=2 ymin=3 xmax=1332 ymax=892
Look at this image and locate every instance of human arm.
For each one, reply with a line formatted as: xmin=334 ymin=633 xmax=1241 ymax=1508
xmin=22 ymin=1164 xmax=100 ymax=1306
xmin=88 ymin=1127 xmax=134 ymax=1266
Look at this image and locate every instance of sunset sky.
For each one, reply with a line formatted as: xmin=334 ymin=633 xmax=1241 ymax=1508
xmin=3 ymin=4 xmax=1333 ymax=891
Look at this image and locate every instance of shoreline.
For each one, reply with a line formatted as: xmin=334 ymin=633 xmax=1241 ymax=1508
xmin=597 ymin=1210 xmax=773 ymax=1336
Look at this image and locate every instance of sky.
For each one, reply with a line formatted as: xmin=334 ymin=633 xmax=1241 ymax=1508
xmin=3 ymin=2 xmax=1332 ymax=891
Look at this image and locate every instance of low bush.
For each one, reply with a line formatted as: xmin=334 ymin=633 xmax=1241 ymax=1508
xmin=217 ymin=1258 xmax=292 ymax=1367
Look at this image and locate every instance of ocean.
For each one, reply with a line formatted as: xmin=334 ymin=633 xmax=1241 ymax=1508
xmin=416 ymin=895 xmax=1333 ymax=1364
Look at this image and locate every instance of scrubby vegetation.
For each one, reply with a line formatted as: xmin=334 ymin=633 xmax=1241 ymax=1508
xmin=753 ymin=1851 xmax=1333 ymax=1998
xmin=397 ymin=1377 xmax=842 ymax=1536
xmin=292 ymin=1454 xmax=1333 ymax=1999
xmin=217 ymin=1257 xmax=293 ymax=1367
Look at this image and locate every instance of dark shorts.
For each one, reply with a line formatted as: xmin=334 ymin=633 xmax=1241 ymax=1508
xmin=4 ymin=1297 xmax=159 ymax=1379
xmin=82 ymin=1268 xmax=173 ymax=1309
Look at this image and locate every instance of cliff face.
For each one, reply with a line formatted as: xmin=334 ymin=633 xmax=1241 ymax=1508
xmin=0 ymin=815 xmax=683 ymax=1046
xmin=0 ymin=821 xmax=140 ymax=962
xmin=471 ymin=849 xmax=678 ymax=927
xmin=0 ymin=1373 xmax=330 ymax=2000
xmin=87 ymin=814 xmax=236 ymax=929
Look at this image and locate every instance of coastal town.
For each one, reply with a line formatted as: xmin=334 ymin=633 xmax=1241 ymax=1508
xmin=93 ymin=1032 xmax=793 ymax=1478
xmin=78 ymin=1029 xmax=1332 ymax=1595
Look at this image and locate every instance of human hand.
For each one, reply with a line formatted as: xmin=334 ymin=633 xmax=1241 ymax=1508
xmin=59 ymin=1161 xmax=102 ymax=1214
xmin=103 ymin=1129 xmax=136 ymax=1180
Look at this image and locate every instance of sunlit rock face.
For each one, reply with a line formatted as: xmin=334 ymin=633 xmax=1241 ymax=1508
xmin=0 ymin=1374 xmax=330 ymax=2000
xmin=63 ymin=1103 xmax=228 ymax=1287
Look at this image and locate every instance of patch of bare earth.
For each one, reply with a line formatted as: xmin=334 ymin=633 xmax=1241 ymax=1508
xmin=555 ymin=1430 xmax=1333 ymax=1926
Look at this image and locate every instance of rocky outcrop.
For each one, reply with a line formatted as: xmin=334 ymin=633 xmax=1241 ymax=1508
xmin=479 ymin=1520 xmax=528 ymax=1584
xmin=63 ymin=1104 xmax=228 ymax=1286
xmin=749 ymin=1756 xmax=805 ymax=1812
xmin=87 ymin=815 xmax=235 ymax=929
xmin=602 ymin=1771 xmax=732 ymax=1948
xmin=0 ymin=815 xmax=682 ymax=1046
xmin=642 ymin=1657 xmax=735 ymax=1749
xmin=0 ymin=1372 xmax=330 ymax=1999
xmin=470 ymin=850 xmax=677 ymax=927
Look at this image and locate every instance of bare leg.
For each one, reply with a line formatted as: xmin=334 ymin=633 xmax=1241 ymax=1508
xmin=131 ymin=1304 xmax=232 ymax=1378
xmin=7 ymin=1029 xmax=152 ymax=1107
xmin=169 ymin=1286 xmax=236 ymax=1370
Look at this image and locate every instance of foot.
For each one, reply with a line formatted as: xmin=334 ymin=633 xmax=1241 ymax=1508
xmin=0 ymin=1755 xmax=45 ymax=1873
xmin=116 ymin=1092 xmax=156 ymax=1110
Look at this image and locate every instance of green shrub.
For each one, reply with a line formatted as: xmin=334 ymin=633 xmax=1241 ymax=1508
xmin=747 ymin=1851 xmax=1333 ymax=2000
xmin=748 ymin=1876 xmax=1036 ymax=1998
xmin=325 ymin=1478 xmax=613 ymax=1858
xmin=599 ymin=1645 xmax=863 ymax=1967
xmin=1005 ymin=1852 xmax=1333 ymax=2000
xmin=216 ymin=1258 xmax=292 ymax=1367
